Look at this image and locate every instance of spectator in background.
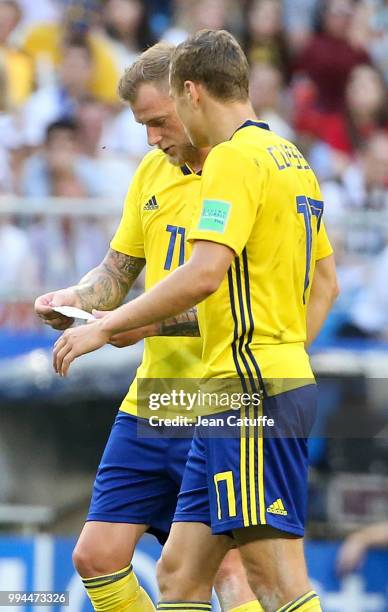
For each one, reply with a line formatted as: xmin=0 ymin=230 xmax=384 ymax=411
xmin=21 ymin=119 xmax=104 ymax=197
xmin=102 ymin=0 xmax=155 ymax=72
xmin=353 ymin=0 xmax=388 ymax=85
xmin=321 ymin=132 xmax=388 ymax=302
xmin=0 ymin=53 xmax=13 ymax=193
xmin=325 ymin=64 xmax=388 ymax=155
xmin=21 ymin=35 xmax=149 ymax=161
xmin=282 ymin=0 xmax=318 ymax=53
xmin=163 ymin=0 xmax=230 ymax=45
xmin=161 ymin=0 xmax=195 ymax=44
xmin=369 ymin=0 xmax=388 ymax=84
xmin=21 ymin=0 xmax=119 ymax=103
xmin=21 ymin=38 xmax=95 ymax=147
xmin=76 ymin=98 xmax=137 ymax=200
xmin=21 ymin=119 xmax=108 ymax=285
xmin=0 ymin=44 xmax=36 ymax=299
xmin=296 ymin=64 xmax=388 ymax=166
xmin=95 ymin=99 xmax=149 ymax=162
xmin=190 ymin=0 xmax=230 ymax=32
xmin=0 ymin=46 xmax=39 ymax=290
xmin=249 ymin=61 xmax=295 ymax=140
xmin=344 ymin=244 xmax=388 ymax=339
xmin=0 ymin=218 xmax=39 ymax=294
xmin=76 ymin=98 xmax=110 ymax=159
xmin=330 ymin=131 xmax=388 ymax=345
xmin=322 ymin=132 xmax=388 ymax=220
xmin=138 ymin=0 xmax=173 ymax=39
xmin=0 ymin=51 xmax=21 ymax=194
xmin=0 ymin=0 xmax=34 ymax=106
xmin=295 ymin=0 xmax=370 ymax=113
xmin=243 ymin=0 xmax=290 ymax=79
xmin=17 ymin=0 xmax=60 ymax=28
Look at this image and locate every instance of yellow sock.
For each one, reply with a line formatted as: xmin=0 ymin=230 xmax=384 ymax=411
xmin=82 ymin=564 xmax=156 ymax=611
xmin=230 ymin=601 xmax=264 ymax=612
xmin=277 ymin=591 xmax=322 ymax=611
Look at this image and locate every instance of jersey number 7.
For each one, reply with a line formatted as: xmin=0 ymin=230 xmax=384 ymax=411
xmin=296 ymin=196 xmax=324 ymax=304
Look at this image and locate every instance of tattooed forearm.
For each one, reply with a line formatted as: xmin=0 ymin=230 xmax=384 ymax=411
xmin=158 ymin=307 xmax=200 ymax=337
xmin=74 ymin=249 xmax=146 ymax=312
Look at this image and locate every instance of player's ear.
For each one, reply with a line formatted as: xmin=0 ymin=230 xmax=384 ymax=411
xmin=184 ymin=80 xmax=200 ymax=107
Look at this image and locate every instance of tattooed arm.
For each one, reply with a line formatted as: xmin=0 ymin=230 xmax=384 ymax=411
xmin=35 ymin=249 xmax=145 ymax=330
xmin=35 ymin=247 xmax=199 ymax=339
xmin=75 ymin=249 xmax=145 ymax=311
xmin=76 ymin=252 xmax=199 ymax=341
xmin=103 ymin=306 xmax=200 ymax=348
xmin=159 ymin=307 xmax=200 ymax=337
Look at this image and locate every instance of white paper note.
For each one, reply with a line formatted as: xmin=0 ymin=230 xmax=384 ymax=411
xmin=52 ymin=306 xmax=96 ymax=321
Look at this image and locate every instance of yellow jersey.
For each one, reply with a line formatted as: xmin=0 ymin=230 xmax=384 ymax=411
xmin=22 ymin=24 xmax=119 ymax=103
xmin=1 ymin=47 xmax=34 ymax=106
xmin=111 ymin=149 xmax=203 ymax=416
xmin=188 ymin=120 xmax=333 ymax=388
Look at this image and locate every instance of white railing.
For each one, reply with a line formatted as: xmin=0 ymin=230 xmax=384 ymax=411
xmin=0 ymin=197 xmax=122 ymax=305
xmin=0 ymin=196 xmax=387 ymax=304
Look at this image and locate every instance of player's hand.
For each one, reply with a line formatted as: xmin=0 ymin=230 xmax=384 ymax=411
xmin=93 ymin=309 xmax=154 ymax=347
xmin=35 ymin=288 xmax=80 ymax=330
xmin=336 ymin=533 xmax=367 ymax=575
xmin=53 ymin=321 xmax=111 ymax=376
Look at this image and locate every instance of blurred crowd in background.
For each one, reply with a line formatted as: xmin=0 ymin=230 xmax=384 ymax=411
xmin=1 ymin=2 xmax=388 ymax=568
xmin=1 ymin=0 xmax=388 ymax=339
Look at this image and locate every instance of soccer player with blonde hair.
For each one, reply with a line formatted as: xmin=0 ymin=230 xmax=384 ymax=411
xmin=36 ymin=42 xmax=262 ymax=612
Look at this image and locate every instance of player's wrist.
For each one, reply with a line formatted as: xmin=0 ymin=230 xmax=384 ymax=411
xmin=92 ymin=318 xmax=113 ymax=344
xmin=99 ymin=314 xmax=122 ymax=336
xmin=142 ymin=322 xmax=160 ymax=338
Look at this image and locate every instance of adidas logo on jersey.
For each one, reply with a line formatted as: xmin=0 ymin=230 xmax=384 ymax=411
xmin=144 ymin=196 xmax=159 ymax=211
xmin=267 ymin=498 xmax=288 ymax=516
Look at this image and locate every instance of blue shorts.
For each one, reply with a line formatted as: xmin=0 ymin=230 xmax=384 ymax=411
xmin=174 ymin=384 xmax=317 ymax=537
xmin=87 ymin=411 xmax=192 ymax=544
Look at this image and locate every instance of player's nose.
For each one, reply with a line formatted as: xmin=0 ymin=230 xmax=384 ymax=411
xmin=147 ymin=126 xmax=162 ymax=147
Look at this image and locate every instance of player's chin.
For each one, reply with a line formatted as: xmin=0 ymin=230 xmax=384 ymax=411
xmin=165 ymin=151 xmax=183 ymax=166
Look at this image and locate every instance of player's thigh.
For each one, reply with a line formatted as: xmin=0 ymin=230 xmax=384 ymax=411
xmin=159 ymin=521 xmax=231 ymax=588
xmin=233 ymin=526 xmax=310 ymax=597
xmin=87 ymin=411 xmax=181 ymax=542
xmin=73 ymin=521 xmax=148 ymax=577
xmin=159 ymin=428 xmax=231 ymax=591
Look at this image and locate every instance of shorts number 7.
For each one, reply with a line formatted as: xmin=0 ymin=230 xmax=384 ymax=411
xmin=296 ymin=196 xmax=324 ymax=304
xmin=214 ymin=471 xmax=237 ymax=520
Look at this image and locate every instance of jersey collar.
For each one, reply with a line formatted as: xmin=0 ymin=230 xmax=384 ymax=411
xmin=233 ymin=119 xmax=271 ymax=136
xmin=180 ymin=164 xmax=192 ymax=175
xmin=181 ymin=121 xmax=269 ymax=173
xmin=180 ymin=163 xmax=202 ymax=176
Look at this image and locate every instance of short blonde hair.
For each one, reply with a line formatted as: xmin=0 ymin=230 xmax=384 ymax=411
xmin=118 ymin=42 xmax=175 ymax=103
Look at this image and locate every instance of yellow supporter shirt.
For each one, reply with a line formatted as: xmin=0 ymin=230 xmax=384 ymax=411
xmin=111 ymin=149 xmax=204 ymax=416
xmin=188 ymin=120 xmax=333 ymax=390
xmin=1 ymin=47 xmax=34 ymax=106
xmin=22 ymin=23 xmax=119 ymax=103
